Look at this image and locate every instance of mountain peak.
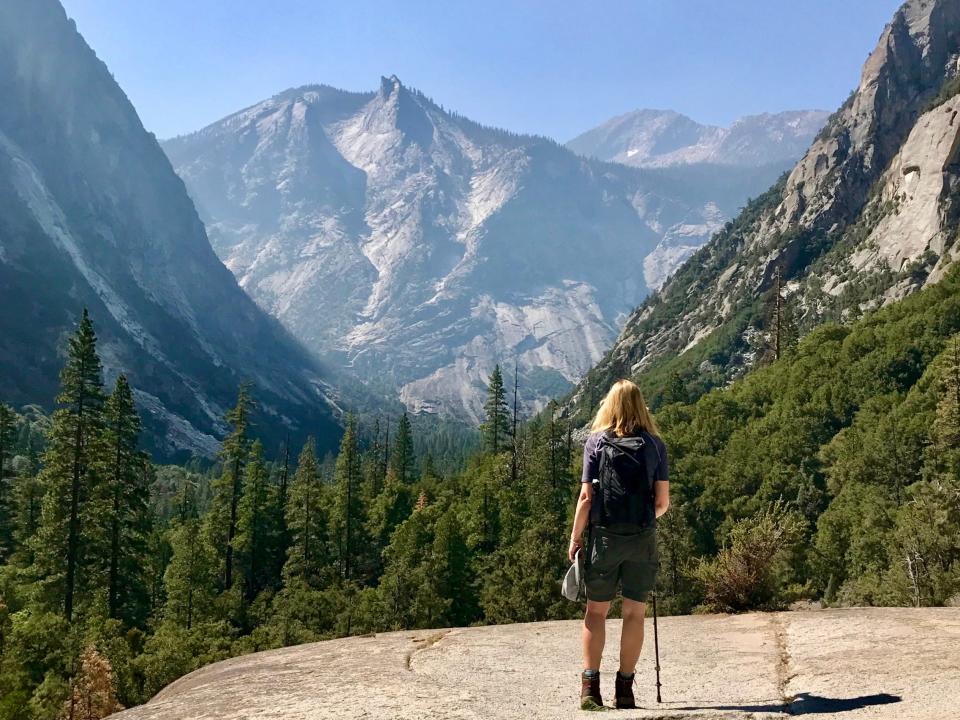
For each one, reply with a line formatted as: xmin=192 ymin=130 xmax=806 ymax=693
xmin=162 ymin=74 xmax=802 ymax=423
xmin=567 ymin=106 xmax=828 ymax=168
xmin=379 ymin=74 xmax=403 ymax=95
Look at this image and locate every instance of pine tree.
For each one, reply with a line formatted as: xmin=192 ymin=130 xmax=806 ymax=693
xmin=235 ymin=440 xmax=276 ymax=603
xmin=542 ymin=401 xmax=569 ymax=492
xmin=99 ymin=375 xmax=151 ymax=625
xmin=10 ymin=433 xmax=42 ymax=569
xmin=32 ymin=309 xmax=107 ymax=621
xmin=390 ymin=413 xmax=416 ymax=485
xmin=664 ymin=372 xmax=688 ymax=405
xmin=206 ymin=383 xmax=253 ymax=591
xmin=283 ymin=438 xmax=328 ymax=585
xmin=272 ymin=435 xmax=292 ymax=587
xmin=366 ymin=466 xmax=413 ymax=572
xmin=376 ymin=506 xmax=447 ymax=630
xmin=0 ymin=402 xmax=15 ymax=562
xmin=162 ymin=519 xmax=217 ymax=630
xmin=360 ymin=419 xmax=387 ymax=508
xmin=480 ymin=365 xmax=511 ymax=454
xmin=172 ymin=470 xmax=200 ymax=525
xmin=331 ymin=416 xmax=362 ymax=580
xmin=431 ymin=508 xmax=476 ymax=625
xmin=480 ymin=509 xmax=570 ymax=624
xmin=511 ymin=359 xmax=520 ymax=483
xmin=763 ymin=266 xmax=798 ymax=364
xmin=354 ymin=422 xmax=389 ymax=583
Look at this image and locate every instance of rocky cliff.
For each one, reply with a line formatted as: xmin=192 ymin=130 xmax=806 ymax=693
xmin=0 ymin=0 xmax=344 ymax=457
xmin=569 ymin=0 xmax=960 ymax=414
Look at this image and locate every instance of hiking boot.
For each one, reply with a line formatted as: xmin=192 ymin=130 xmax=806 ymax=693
xmin=580 ymin=671 xmax=605 ymax=710
xmin=615 ymin=671 xmax=636 ymax=709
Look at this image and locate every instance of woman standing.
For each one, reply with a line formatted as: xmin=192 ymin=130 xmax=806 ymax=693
xmin=568 ymin=379 xmax=670 ymax=710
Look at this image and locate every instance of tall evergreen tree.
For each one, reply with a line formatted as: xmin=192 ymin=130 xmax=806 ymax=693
xmin=376 ymin=505 xmax=447 ymax=630
xmin=331 ymin=416 xmax=362 ymax=580
xmin=0 ymin=402 xmax=15 ymax=562
xmin=390 ymin=413 xmax=416 ymax=485
xmin=162 ymin=519 xmax=217 ymax=630
xmin=354 ymin=422 xmax=389 ymax=583
xmin=12 ymin=436 xmax=43 ymax=566
xmin=235 ymin=440 xmax=276 ymax=603
xmin=511 ymin=360 xmax=519 ymax=484
xmin=206 ymin=383 xmax=253 ymax=591
xmin=283 ymin=439 xmax=328 ymax=585
xmin=763 ymin=266 xmax=798 ymax=364
xmin=663 ymin=372 xmax=688 ymax=405
xmin=480 ymin=365 xmax=510 ymax=454
xmin=360 ymin=419 xmax=387 ymax=508
xmin=271 ymin=436 xmax=292 ymax=587
xmin=172 ymin=470 xmax=200 ymax=525
xmin=431 ymin=508 xmax=477 ymax=626
xmin=99 ymin=375 xmax=151 ymax=625
xmin=541 ymin=401 xmax=569 ymax=491
xmin=31 ymin=309 xmax=106 ymax=621
xmin=365 ymin=465 xmax=413 ymax=575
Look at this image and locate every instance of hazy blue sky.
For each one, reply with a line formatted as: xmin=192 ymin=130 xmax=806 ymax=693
xmin=60 ymin=0 xmax=903 ymax=141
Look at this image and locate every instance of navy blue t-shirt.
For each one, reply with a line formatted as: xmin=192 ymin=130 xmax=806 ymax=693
xmin=580 ymin=429 xmax=669 ymax=485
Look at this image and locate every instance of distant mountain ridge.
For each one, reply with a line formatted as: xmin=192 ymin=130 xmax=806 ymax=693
xmin=567 ymin=0 xmax=960 ymax=418
xmin=0 ymin=0 xmax=345 ymax=458
xmin=163 ymin=78 xmax=808 ymax=423
xmin=566 ymin=108 xmax=830 ymax=168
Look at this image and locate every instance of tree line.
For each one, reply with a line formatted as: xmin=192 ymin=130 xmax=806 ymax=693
xmin=0 ymin=312 xmax=581 ymax=720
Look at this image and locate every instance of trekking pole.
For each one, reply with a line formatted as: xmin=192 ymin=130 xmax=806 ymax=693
xmin=652 ymin=592 xmax=662 ymax=703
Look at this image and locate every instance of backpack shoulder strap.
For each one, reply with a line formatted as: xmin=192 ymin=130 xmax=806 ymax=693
xmin=601 ymin=433 xmax=647 ymax=473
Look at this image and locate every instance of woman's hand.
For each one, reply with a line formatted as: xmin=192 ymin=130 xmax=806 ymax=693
xmin=568 ymin=536 xmax=582 ymax=562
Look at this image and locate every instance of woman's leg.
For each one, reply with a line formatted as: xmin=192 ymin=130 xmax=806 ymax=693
xmin=582 ymin=599 xmax=611 ymax=670
xmin=619 ymin=598 xmax=647 ymax=674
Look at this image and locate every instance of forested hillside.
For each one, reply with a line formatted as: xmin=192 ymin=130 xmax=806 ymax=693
xmin=657 ymin=264 xmax=960 ymax=610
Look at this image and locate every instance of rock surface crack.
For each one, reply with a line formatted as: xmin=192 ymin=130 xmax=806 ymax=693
xmin=404 ymin=630 xmax=451 ymax=672
xmin=770 ymin=613 xmax=795 ymax=713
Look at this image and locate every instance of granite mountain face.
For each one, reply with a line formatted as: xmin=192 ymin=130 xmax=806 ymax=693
xmin=569 ymin=0 xmax=960 ymax=416
xmin=0 ymin=0 xmax=344 ymax=457
xmin=164 ymin=78 xmax=814 ymax=423
xmin=566 ymin=109 xmax=830 ymax=169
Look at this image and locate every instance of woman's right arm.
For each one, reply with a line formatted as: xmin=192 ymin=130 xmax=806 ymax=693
xmin=569 ymin=482 xmax=593 ymax=561
xmin=569 ymin=435 xmax=599 ymax=561
xmin=654 ymin=438 xmax=670 ymax=518
xmin=654 ymin=480 xmax=670 ymax=518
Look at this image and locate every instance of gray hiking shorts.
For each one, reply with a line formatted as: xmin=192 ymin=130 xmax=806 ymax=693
xmin=584 ymin=525 xmax=658 ymax=603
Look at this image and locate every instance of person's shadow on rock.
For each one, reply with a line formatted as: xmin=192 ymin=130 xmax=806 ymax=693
xmin=623 ymin=691 xmax=902 ymax=715
xmin=788 ymin=693 xmax=902 ymax=714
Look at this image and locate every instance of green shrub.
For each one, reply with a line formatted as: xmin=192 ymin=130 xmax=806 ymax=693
xmin=692 ymin=501 xmax=806 ymax=612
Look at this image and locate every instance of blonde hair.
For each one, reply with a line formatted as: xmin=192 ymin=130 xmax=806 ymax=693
xmin=590 ymin=379 xmax=660 ymax=437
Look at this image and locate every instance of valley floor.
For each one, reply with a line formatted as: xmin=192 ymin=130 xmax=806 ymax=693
xmin=109 ymin=607 xmax=959 ymax=719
